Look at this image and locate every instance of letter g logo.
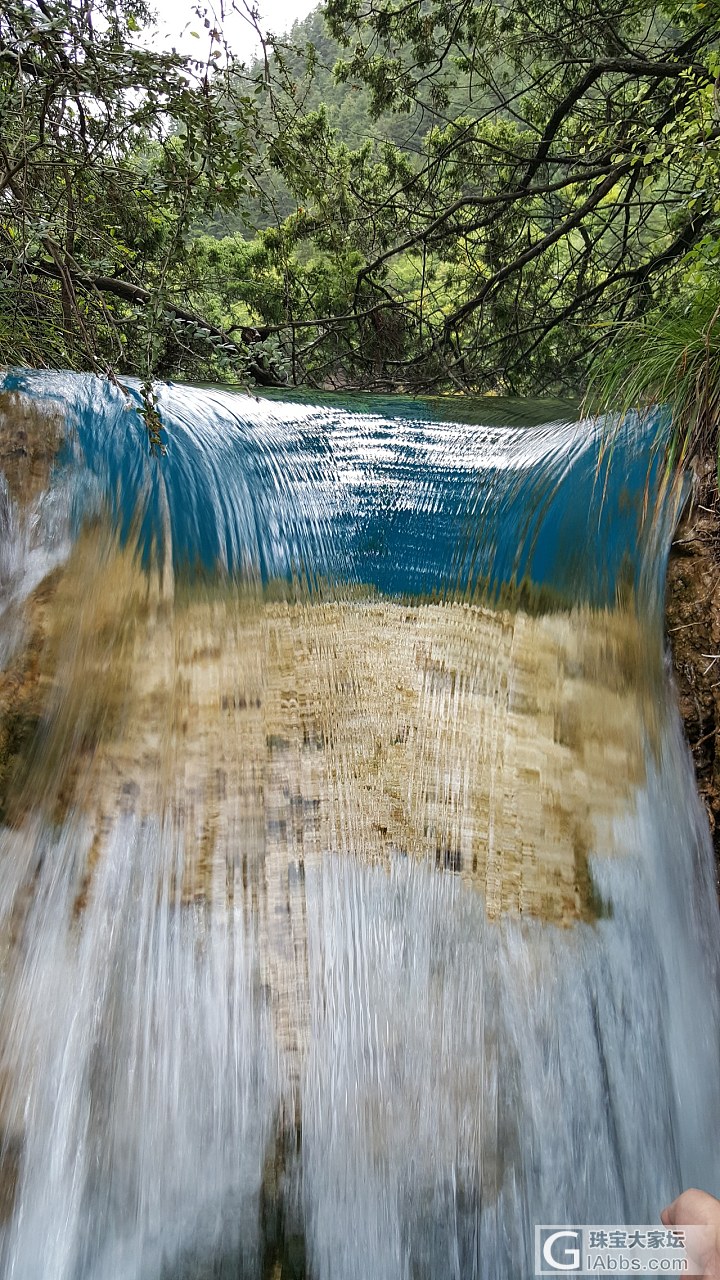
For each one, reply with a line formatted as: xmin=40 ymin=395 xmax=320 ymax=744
xmin=542 ymin=1230 xmax=581 ymax=1272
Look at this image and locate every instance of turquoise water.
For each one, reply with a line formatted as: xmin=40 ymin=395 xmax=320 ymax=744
xmin=2 ymin=371 xmax=667 ymax=605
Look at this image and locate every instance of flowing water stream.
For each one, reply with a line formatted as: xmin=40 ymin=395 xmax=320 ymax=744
xmin=0 ymin=371 xmax=717 ymax=1279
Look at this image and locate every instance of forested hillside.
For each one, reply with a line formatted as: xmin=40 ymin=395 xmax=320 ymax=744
xmin=2 ymin=0 xmax=719 ymax=400
xmin=200 ymin=8 xmax=440 ymax=234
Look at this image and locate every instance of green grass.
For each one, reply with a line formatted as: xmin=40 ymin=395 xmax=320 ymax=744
xmin=586 ymin=289 xmax=720 ymax=481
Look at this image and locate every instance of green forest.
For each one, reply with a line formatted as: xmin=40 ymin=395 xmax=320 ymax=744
xmin=2 ymin=0 xmax=720 ymax=441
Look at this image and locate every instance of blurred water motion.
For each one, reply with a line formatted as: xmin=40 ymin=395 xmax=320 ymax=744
xmin=0 ymin=373 xmax=717 ymax=1280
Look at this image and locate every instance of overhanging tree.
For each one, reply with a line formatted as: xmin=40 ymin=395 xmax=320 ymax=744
xmin=253 ymin=0 xmax=720 ymax=391
xmin=0 ymin=0 xmax=301 ymax=383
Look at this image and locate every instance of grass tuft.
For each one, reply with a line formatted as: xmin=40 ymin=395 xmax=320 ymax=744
xmin=585 ymin=289 xmax=720 ymax=482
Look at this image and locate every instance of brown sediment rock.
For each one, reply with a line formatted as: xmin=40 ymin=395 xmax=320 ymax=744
xmin=0 ymin=393 xmax=65 ymax=823
xmin=0 ymin=533 xmax=663 ymax=1075
xmin=1 ymin=534 xmax=660 ymax=929
xmin=665 ymin=455 xmax=720 ymax=872
xmin=0 ymin=392 xmax=63 ymax=506
xmin=0 ymin=1066 xmax=22 ymax=1224
xmin=0 ymin=525 xmax=146 ymax=831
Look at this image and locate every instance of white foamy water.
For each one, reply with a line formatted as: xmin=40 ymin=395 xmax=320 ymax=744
xmin=0 ymin=376 xmax=716 ymax=1280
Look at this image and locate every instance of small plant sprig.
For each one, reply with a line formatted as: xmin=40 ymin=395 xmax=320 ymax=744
xmin=139 ymin=379 xmax=166 ymax=457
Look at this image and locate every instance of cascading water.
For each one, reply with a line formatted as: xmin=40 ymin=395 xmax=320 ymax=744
xmin=0 ymin=369 xmax=717 ymax=1280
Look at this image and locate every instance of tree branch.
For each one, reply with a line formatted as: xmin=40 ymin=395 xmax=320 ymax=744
xmin=32 ymin=250 xmax=281 ymax=385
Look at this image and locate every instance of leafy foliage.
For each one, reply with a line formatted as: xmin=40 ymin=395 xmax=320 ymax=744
xmin=2 ymin=0 xmax=720 ymax=402
xmin=0 ymin=0 xmax=294 ymax=382
xmin=258 ymin=0 xmax=720 ymax=390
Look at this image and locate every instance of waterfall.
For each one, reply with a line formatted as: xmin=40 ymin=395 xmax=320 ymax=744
xmin=0 ymin=370 xmax=717 ymax=1279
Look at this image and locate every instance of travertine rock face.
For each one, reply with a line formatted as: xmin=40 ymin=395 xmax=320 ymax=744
xmin=0 ymin=392 xmax=62 ymax=507
xmin=4 ymin=532 xmax=658 ymax=917
xmin=0 ymin=529 xmax=661 ymax=1073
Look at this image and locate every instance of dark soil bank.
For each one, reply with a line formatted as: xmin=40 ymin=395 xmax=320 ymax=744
xmin=666 ymin=456 xmax=720 ymax=872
